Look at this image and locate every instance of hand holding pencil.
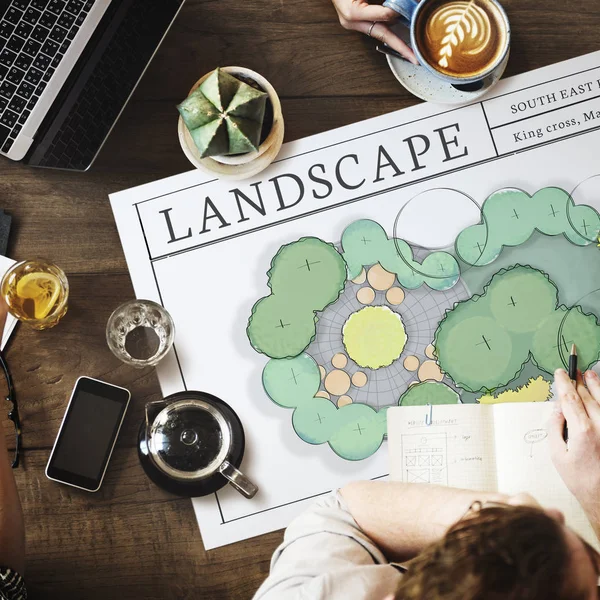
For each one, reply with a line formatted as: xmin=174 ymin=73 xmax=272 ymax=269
xmin=549 ymin=366 xmax=600 ymax=537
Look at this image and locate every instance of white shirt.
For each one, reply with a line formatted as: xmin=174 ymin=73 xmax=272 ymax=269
xmin=253 ymin=491 xmax=402 ymax=600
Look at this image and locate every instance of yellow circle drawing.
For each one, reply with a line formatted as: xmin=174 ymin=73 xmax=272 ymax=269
xmin=315 ymin=390 xmax=331 ymax=400
xmin=386 ymin=286 xmax=405 ymax=305
xmin=324 ymin=369 xmax=351 ymax=396
xmin=318 ymin=365 xmax=326 ymax=380
xmin=352 ymin=371 xmax=368 ymax=387
xmin=332 ymin=353 xmax=348 ymax=369
xmin=343 ymin=306 xmax=407 ymax=369
xmin=367 ymin=263 xmax=396 ymax=291
xmin=403 ymin=355 xmax=420 ymax=371
xmin=425 ymin=344 xmax=436 ymax=359
xmin=356 ymin=286 xmax=375 ymax=305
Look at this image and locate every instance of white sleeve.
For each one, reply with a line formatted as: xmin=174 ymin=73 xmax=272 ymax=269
xmin=253 ymin=490 xmax=402 ymax=600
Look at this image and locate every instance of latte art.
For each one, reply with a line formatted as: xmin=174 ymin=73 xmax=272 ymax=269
xmin=416 ymin=0 xmax=507 ymax=79
xmin=430 ymin=1 xmax=492 ymax=69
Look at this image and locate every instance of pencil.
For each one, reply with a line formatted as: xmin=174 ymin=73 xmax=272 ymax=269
xmin=564 ymin=344 xmax=577 ymax=443
xmin=375 ymin=44 xmax=410 ymax=62
xmin=569 ymin=344 xmax=577 ymax=381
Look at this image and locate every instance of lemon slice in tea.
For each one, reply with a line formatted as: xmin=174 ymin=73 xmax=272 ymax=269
xmin=16 ymin=272 xmax=61 ymax=319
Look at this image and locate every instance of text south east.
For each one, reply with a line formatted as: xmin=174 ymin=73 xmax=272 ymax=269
xmin=509 ymin=80 xmax=598 ymax=114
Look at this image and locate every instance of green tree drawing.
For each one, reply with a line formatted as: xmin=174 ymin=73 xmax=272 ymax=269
xmin=435 ymin=265 xmax=600 ymax=392
xmin=456 ymin=187 xmax=600 ymax=266
xmin=247 ymin=237 xmax=347 ymax=359
xmin=399 ymin=381 xmax=460 ymax=406
xmin=262 ymin=353 xmax=388 ymax=460
xmin=341 ymin=219 xmax=460 ymax=291
xmin=532 ymin=307 xmax=600 ymax=375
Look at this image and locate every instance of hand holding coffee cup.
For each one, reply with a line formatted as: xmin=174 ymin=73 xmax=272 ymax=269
xmin=383 ymin=0 xmax=510 ymax=90
xmin=330 ymin=0 xmax=418 ymax=63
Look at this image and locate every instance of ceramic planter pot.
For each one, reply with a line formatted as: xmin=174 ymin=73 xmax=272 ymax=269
xmin=178 ymin=66 xmax=284 ymax=181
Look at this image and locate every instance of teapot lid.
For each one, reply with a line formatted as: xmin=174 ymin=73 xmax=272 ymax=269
xmin=148 ymin=397 xmax=232 ymax=481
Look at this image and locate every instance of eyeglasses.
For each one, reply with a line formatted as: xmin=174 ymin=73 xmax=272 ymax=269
xmin=462 ymin=500 xmax=508 ymax=519
xmin=0 ymin=351 xmax=20 ymax=468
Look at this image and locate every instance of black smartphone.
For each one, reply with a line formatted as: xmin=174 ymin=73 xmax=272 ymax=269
xmin=46 ymin=377 xmax=131 ymax=492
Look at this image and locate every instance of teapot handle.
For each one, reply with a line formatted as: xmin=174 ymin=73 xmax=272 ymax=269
xmin=219 ymin=461 xmax=259 ymax=499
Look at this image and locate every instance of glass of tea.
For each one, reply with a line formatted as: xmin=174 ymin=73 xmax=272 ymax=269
xmin=1 ymin=259 xmax=69 ymax=330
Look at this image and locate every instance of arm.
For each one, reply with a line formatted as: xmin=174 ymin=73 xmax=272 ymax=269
xmin=0 ymin=303 xmax=25 ymax=576
xmin=254 ymin=491 xmax=403 ymax=600
xmin=0 ymin=421 xmax=25 ymax=576
xmin=255 ymin=482 xmax=537 ymax=598
xmin=341 ymin=481 xmax=509 ymax=562
xmin=548 ymin=368 xmax=600 ymax=540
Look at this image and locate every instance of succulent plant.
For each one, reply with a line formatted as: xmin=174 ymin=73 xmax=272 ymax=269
xmin=178 ymin=68 xmax=268 ymax=159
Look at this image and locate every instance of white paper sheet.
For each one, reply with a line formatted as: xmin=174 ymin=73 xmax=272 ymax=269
xmin=110 ymin=50 xmax=600 ymax=549
xmin=0 ymin=256 xmax=17 ymax=350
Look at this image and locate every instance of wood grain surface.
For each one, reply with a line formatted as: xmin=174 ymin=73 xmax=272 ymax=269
xmin=1 ymin=0 xmax=599 ymax=597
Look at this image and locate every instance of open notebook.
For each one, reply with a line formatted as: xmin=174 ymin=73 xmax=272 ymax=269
xmin=387 ymin=402 xmax=599 ymax=551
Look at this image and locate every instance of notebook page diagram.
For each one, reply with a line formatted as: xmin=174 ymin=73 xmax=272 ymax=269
xmin=402 ymin=432 xmax=448 ymax=485
xmin=388 ymin=405 xmax=498 ymax=493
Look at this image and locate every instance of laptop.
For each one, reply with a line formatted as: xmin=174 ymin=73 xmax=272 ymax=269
xmin=0 ymin=0 xmax=185 ymax=171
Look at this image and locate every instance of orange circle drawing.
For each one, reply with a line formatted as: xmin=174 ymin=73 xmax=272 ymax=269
xmin=386 ymin=287 xmax=405 ymax=305
xmin=352 ymin=371 xmax=368 ymax=387
xmin=367 ymin=263 xmax=396 ymax=291
xmin=404 ymin=355 xmax=420 ymax=371
xmin=324 ymin=369 xmax=351 ymax=396
xmin=332 ymin=353 xmax=348 ymax=369
xmin=351 ymin=268 xmax=367 ymax=284
xmin=337 ymin=395 xmax=353 ymax=407
xmin=356 ymin=286 xmax=376 ymax=304
xmin=418 ymin=360 xmax=443 ymax=382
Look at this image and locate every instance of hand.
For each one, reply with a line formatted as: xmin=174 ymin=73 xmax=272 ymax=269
xmin=330 ymin=0 xmax=418 ymax=64
xmin=548 ymin=369 xmax=600 ymax=527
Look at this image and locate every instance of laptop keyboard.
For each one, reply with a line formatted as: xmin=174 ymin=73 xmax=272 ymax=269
xmin=27 ymin=0 xmax=183 ymax=171
xmin=0 ymin=0 xmax=95 ymax=154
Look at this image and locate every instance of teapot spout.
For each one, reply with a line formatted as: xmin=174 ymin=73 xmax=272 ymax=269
xmin=144 ymin=399 xmax=170 ymax=430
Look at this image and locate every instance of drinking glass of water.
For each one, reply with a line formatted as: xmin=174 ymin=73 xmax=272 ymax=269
xmin=106 ymin=299 xmax=175 ymax=368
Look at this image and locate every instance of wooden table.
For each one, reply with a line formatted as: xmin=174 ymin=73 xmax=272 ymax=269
xmin=0 ymin=0 xmax=598 ymax=597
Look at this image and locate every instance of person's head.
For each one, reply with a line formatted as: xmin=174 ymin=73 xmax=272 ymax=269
xmin=390 ymin=495 xmax=600 ymax=600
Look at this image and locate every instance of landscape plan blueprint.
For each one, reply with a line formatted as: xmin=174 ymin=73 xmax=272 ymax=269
xmin=111 ymin=50 xmax=600 ymax=548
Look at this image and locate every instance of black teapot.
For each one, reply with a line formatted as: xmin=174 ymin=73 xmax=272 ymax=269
xmin=138 ymin=391 xmax=258 ymax=498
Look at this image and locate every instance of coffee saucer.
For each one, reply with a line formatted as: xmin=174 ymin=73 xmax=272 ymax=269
xmin=386 ymin=37 xmax=509 ymax=105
